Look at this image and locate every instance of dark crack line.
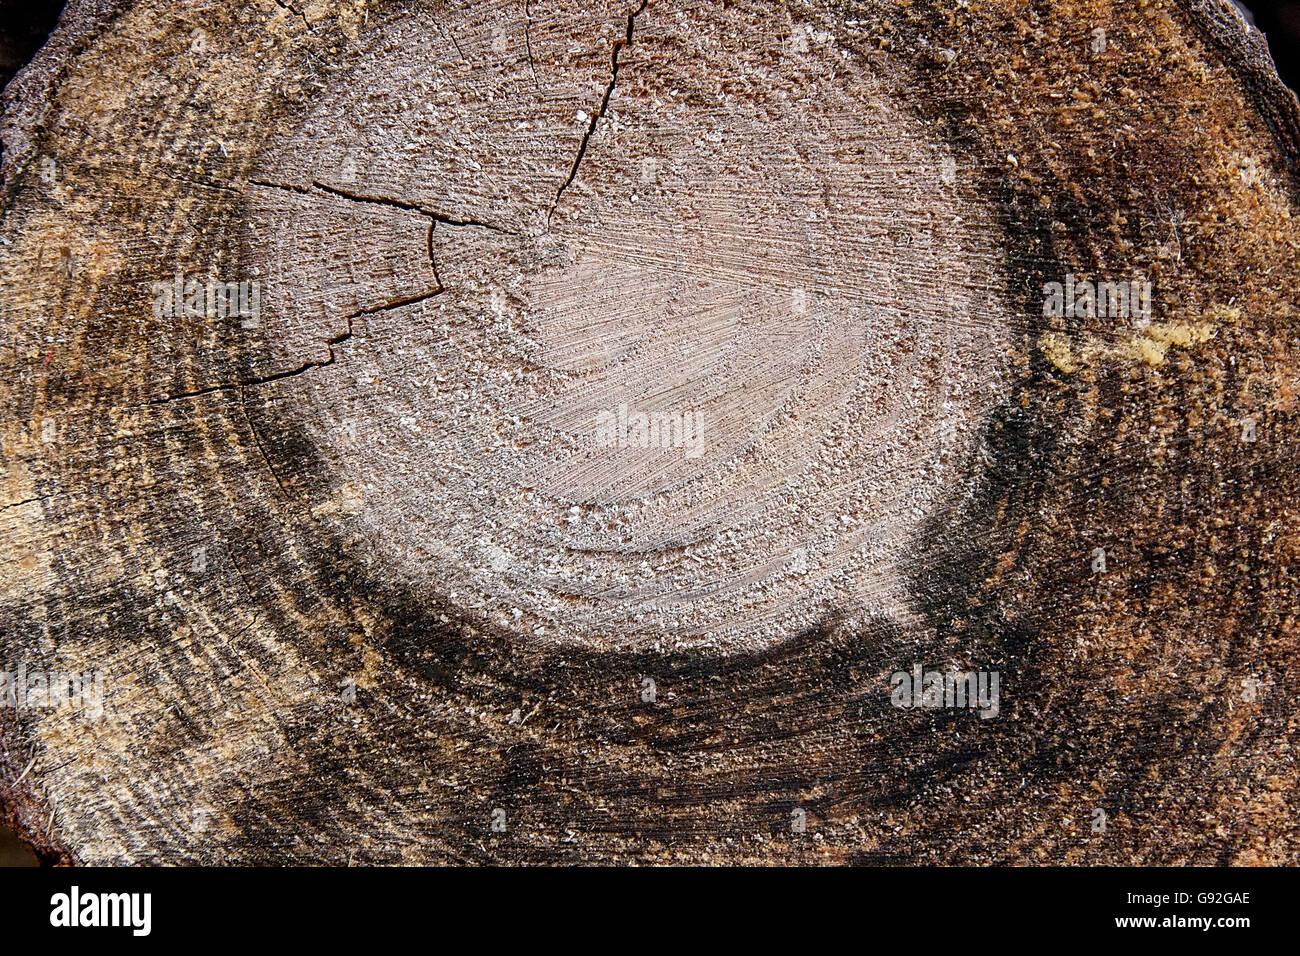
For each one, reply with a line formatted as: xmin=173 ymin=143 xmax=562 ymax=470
xmin=310 ymin=180 xmax=429 ymax=215
xmin=137 ymin=175 xmax=475 ymax=410
xmin=270 ymin=0 xmax=312 ymax=33
xmin=240 ymin=385 xmax=289 ymax=498
xmin=247 ymin=177 xmax=517 ymax=234
xmin=426 ymin=221 xmax=446 ymax=291
xmin=434 ymin=17 xmax=467 ymax=62
xmin=524 ymin=0 xmax=540 ymax=88
xmin=267 ymin=0 xmax=330 ymax=74
xmin=311 ymin=180 xmax=517 ymax=233
xmin=547 ymin=0 xmax=647 ymax=228
xmin=0 ymin=495 xmax=49 ymax=513
xmin=135 ymin=289 xmax=443 ymax=410
xmin=230 ymin=557 xmax=261 ymax=607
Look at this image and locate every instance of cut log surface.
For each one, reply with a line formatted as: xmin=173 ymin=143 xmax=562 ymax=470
xmin=1 ymin=0 xmax=1298 ymax=864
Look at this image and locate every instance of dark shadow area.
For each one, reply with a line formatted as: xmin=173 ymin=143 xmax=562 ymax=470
xmin=1242 ymin=1 xmax=1300 ymax=91
xmin=0 ymin=0 xmax=65 ymax=89
xmin=0 ymin=821 xmax=37 ymax=866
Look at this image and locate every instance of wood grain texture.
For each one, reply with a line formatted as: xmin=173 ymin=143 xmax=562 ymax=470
xmin=1 ymin=0 xmax=1298 ymax=864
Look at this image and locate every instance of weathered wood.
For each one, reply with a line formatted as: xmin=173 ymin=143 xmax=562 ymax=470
xmin=1 ymin=0 xmax=1298 ymax=864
